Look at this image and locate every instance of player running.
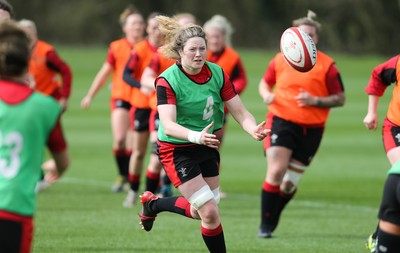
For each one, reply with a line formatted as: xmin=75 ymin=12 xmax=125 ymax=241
xmin=80 ymin=5 xmax=145 ymax=192
xmin=257 ymin=10 xmax=345 ymax=238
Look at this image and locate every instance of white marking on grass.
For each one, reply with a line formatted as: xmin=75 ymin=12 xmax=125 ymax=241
xmin=59 ymin=177 xmax=378 ymax=213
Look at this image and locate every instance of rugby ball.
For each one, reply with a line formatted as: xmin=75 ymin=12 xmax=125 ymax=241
xmin=280 ymin=27 xmax=317 ymax=72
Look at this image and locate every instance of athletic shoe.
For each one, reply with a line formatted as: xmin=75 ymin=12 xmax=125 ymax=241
xmin=138 ymin=191 xmax=159 ymax=231
xmin=160 ymin=184 xmax=173 ymax=197
xmin=365 ymin=234 xmax=377 ymax=253
xmin=257 ymin=226 xmax=272 ymax=238
xmin=112 ymin=175 xmax=128 ymax=193
xmin=123 ymin=189 xmax=138 ymax=208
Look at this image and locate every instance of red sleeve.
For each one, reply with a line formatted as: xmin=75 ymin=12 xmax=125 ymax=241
xmin=230 ymin=58 xmax=247 ymax=95
xmin=46 ymin=50 xmax=72 ymax=98
xmin=149 ymin=54 xmax=161 ymax=73
xmin=221 ymin=71 xmax=237 ymax=101
xmin=106 ymin=46 xmax=116 ymax=68
xmin=156 ymin=78 xmax=176 ymax=105
xmin=325 ymin=64 xmax=345 ymax=95
xmin=263 ymin=58 xmax=276 ymax=89
xmin=47 ymin=119 xmax=67 ymax=153
xmin=365 ymin=55 xmax=399 ymax=96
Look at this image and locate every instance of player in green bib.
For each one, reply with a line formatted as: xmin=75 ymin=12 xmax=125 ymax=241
xmin=0 ymin=21 xmax=70 ymax=253
xmin=373 ymin=160 xmax=400 ymax=252
xmin=136 ymin=15 xmax=269 ymax=253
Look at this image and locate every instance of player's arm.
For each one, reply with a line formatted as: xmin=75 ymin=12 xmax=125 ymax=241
xmin=122 ymin=51 xmax=141 ymax=88
xmin=81 ymin=48 xmax=114 ymax=109
xmin=223 ymin=73 xmax=269 ymax=141
xmin=45 ymin=119 xmax=70 ymax=182
xmin=297 ymin=64 xmax=345 ymax=108
xmin=230 ymin=58 xmax=247 ymax=94
xmin=46 ymin=50 xmax=72 ymax=111
xmin=258 ymin=60 xmax=276 ymax=105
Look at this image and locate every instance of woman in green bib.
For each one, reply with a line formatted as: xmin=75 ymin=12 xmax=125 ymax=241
xmin=137 ymin=15 xmax=269 ymax=253
xmin=0 ymin=21 xmax=69 ymax=253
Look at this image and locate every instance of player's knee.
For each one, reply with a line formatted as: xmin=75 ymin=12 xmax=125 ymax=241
xmin=280 ymin=162 xmax=306 ymax=194
xmin=189 ymin=185 xmax=214 ymax=210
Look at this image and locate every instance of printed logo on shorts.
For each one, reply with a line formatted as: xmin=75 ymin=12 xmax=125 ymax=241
xmin=271 ymin=133 xmax=278 ymax=144
xmin=178 ymin=167 xmax=188 ymax=177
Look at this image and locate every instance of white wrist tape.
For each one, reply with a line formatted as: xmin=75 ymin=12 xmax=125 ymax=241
xmin=188 ymin=130 xmax=202 ymax=144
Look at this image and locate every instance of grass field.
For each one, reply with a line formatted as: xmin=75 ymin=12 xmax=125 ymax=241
xmin=32 ymin=46 xmax=390 ymax=253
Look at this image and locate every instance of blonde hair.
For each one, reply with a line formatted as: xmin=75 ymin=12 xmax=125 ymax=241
xmin=156 ymin=15 xmax=206 ymax=60
xmin=292 ymin=10 xmax=321 ymax=33
xmin=18 ymin=19 xmax=37 ymax=36
xmin=203 ymin=15 xmax=234 ymax=46
xmin=0 ymin=20 xmax=30 ymax=77
xmin=119 ymin=4 xmax=141 ymax=26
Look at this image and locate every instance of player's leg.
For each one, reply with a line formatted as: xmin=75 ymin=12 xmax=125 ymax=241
xmin=375 ymin=174 xmax=400 ymax=252
xmin=145 ymin=110 xmax=162 ymax=194
xmin=259 ymin=146 xmax=292 ymax=238
xmin=110 ymin=102 xmax=131 ymax=192
xmin=124 ymin=108 xmax=150 ymax=207
xmin=145 ymin=131 xmax=162 ymax=193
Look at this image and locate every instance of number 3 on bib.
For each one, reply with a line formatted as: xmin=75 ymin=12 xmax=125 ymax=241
xmin=0 ymin=131 xmax=23 ymax=179
xmin=202 ymin=96 xmax=214 ymax=120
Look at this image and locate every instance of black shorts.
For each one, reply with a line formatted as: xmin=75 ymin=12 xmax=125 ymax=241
xmin=378 ymin=174 xmax=400 ymax=226
xmin=157 ymin=142 xmax=220 ymax=187
xmin=0 ymin=211 xmax=33 ymax=253
xmin=264 ymin=114 xmax=324 ymax=165
xmin=111 ymin=99 xmax=131 ymax=110
xmin=131 ymin=108 xmax=151 ymax=132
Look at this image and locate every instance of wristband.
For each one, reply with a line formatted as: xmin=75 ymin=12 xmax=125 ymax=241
xmin=188 ymin=130 xmax=202 ymax=144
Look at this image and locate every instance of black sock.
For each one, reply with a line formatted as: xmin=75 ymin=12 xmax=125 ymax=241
xmin=377 ymin=229 xmax=400 ymax=253
xmin=270 ymin=191 xmax=296 ymax=231
xmin=114 ymin=149 xmax=127 ymax=177
xmin=152 ymin=196 xmax=192 ymax=217
xmin=201 ymin=224 xmax=226 ymax=253
xmin=260 ymin=182 xmax=280 ymax=231
xmin=145 ymin=171 xmax=160 ymax=193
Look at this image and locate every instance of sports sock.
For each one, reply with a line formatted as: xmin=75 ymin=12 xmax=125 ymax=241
xmin=271 ymin=190 xmax=296 ymax=231
xmin=152 ymin=196 xmax=193 ymax=218
xmin=260 ymin=182 xmax=280 ymax=231
xmin=128 ymin=174 xmax=141 ymax=192
xmin=113 ymin=149 xmax=128 ymax=177
xmin=376 ymin=229 xmax=400 ymax=253
xmin=201 ymin=224 xmax=226 ymax=253
xmin=145 ymin=170 xmax=160 ymax=193
xmin=123 ymin=150 xmax=132 ymax=177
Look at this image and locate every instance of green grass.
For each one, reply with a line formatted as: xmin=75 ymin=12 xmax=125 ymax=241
xmin=33 ymin=46 xmax=390 ymax=253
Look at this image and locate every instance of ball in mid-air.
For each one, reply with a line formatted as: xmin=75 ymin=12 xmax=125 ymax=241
xmin=280 ymin=27 xmax=317 ymax=72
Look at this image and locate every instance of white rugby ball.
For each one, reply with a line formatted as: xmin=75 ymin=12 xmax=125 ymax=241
xmin=280 ymin=27 xmax=317 ymax=72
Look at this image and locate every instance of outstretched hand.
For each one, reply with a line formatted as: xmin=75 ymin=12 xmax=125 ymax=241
xmin=252 ymin=121 xmax=270 ymax=141
xmin=200 ymin=122 xmax=220 ymax=149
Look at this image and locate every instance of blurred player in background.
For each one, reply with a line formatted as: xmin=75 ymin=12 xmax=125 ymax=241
xmin=204 ymin=14 xmax=247 ymax=198
xmin=139 ymin=13 xmax=196 ymax=198
xmin=18 ymin=19 xmax=72 ymax=192
xmin=363 ymin=54 xmax=400 ymax=252
xmin=137 ymin=15 xmax=269 ymax=253
xmin=0 ymin=0 xmax=13 ymax=20
xmin=0 ymin=20 xmax=70 ymax=253
xmin=122 ymin=12 xmax=164 ymax=208
xmin=81 ymin=5 xmax=145 ymax=192
xmin=257 ymin=10 xmax=345 ymax=238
